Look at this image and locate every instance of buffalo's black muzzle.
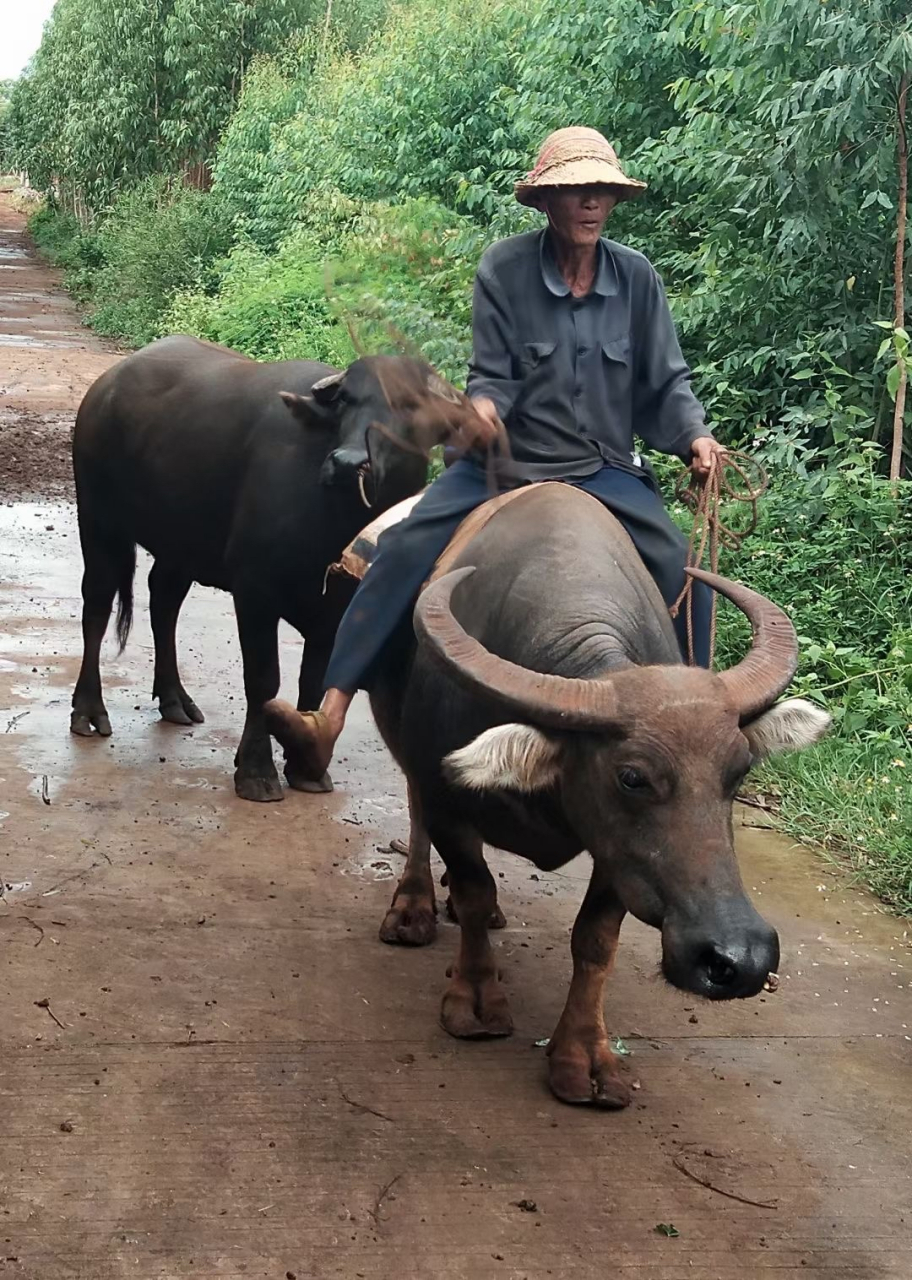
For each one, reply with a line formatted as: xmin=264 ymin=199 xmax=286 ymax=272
xmin=320 ymin=446 xmax=370 ymax=488
xmin=661 ymin=904 xmax=779 ymax=1001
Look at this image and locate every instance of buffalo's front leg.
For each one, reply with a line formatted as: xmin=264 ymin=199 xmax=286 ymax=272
xmin=380 ymin=781 xmax=437 ymax=946
xmin=432 ymin=825 xmax=512 ymax=1038
xmin=233 ymin=593 xmax=283 ymax=803
xmin=546 ymin=867 xmax=630 ymax=1109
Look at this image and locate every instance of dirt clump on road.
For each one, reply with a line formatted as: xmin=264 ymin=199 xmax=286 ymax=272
xmin=0 ymin=407 xmax=75 ymax=501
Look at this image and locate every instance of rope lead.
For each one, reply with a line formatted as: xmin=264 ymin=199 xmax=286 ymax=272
xmin=669 ymin=450 xmax=769 ymax=668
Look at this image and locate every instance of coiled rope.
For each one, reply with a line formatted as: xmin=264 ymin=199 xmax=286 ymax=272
xmin=669 ymin=450 xmax=769 ymax=667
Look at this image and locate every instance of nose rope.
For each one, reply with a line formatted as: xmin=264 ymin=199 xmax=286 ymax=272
xmin=669 ymin=451 xmax=768 ymax=668
xmin=357 ymin=467 xmax=371 ymax=510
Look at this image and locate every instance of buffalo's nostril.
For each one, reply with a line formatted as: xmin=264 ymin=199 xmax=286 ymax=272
xmin=703 ymin=949 xmax=738 ymax=988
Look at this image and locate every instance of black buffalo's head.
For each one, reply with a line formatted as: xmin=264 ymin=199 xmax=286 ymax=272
xmin=280 ymin=356 xmax=482 ymax=510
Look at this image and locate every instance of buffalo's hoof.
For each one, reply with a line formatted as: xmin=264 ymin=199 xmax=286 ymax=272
xmin=70 ymin=710 xmax=112 ymax=738
xmin=440 ymin=972 xmax=513 ymax=1039
xmin=379 ymin=896 xmax=437 ymax=947
xmin=285 ymin=767 xmax=333 ymax=794
xmin=445 ymin=895 xmax=507 ymax=930
xmin=159 ymin=696 xmax=205 ymax=726
xmin=547 ymin=1039 xmax=632 ymax=1110
xmin=234 ymin=770 xmax=284 ymax=803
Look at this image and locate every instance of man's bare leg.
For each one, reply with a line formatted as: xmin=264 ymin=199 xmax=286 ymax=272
xmin=264 ymin=687 xmax=352 ymax=790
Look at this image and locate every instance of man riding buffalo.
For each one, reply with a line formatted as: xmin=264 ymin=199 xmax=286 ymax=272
xmin=268 ymin=126 xmax=727 ymax=785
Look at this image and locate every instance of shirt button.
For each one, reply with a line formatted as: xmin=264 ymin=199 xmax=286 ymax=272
xmin=574 ymin=387 xmax=583 ymax=398
xmin=577 ymin=345 xmax=588 ymax=356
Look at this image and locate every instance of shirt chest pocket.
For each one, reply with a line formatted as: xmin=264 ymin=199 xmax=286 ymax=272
xmin=601 ymin=335 xmax=633 ymax=404
xmin=518 ymin=341 xmax=557 ymax=373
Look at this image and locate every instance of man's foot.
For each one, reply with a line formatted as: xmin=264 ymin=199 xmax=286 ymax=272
xmin=263 ymin=700 xmax=337 ymax=785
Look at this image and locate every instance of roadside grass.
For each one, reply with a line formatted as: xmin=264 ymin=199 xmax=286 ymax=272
xmin=751 ymin=736 xmax=912 ymax=916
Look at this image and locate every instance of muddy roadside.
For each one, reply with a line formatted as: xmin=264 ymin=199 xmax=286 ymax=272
xmin=0 ymin=196 xmax=117 ymax=499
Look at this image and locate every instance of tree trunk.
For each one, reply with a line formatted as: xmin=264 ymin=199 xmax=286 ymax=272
xmin=323 ymin=0 xmax=334 ymax=52
xmin=890 ymin=72 xmax=908 ymax=482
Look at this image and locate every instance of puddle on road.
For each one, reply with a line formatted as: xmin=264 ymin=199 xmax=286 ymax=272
xmin=0 ymin=334 xmax=84 ymax=349
xmin=337 ymin=852 xmax=398 ymax=881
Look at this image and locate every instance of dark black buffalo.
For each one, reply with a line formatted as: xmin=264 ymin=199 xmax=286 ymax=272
xmin=70 ymin=334 xmax=471 ymax=801
xmin=269 ymin=484 xmax=830 ymax=1106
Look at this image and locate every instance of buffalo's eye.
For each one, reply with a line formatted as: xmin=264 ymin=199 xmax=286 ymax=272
xmin=618 ymin=766 xmax=650 ymax=793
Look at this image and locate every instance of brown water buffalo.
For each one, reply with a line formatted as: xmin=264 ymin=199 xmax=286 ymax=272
xmin=270 ymin=483 xmax=829 ymax=1106
xmin=70 ymin=334 xmax=475 ymax=801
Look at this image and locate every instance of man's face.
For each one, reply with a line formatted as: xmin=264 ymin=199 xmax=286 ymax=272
xmin=544 ymin=186 xmax=618 ymax=247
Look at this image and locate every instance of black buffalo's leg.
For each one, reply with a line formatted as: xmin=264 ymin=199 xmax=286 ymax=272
xmin=149 ymin=561 xmax=204 ymax=726
xmin=233 ymin=591 xmax=283 ymax=803
xmin=71 ymin=522 xmax=127 ymax=738
xmin=546 ymin=864 xmax=631 ymax=1109
xmin=296 ymin=638 xmax=327 ymax=715
xmin=379 ymin=780 xmax=437 ymax=947
xmin=444 ymin=880 xmax=507 ymax=931
xmin=431 ymin=821 xmax=512 ymax=1038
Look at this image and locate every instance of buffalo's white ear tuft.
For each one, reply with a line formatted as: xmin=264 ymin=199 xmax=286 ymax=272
xmin=444 ymin=723 xmax=561 ymax=793
xmin=744 ymin=698 xmax=832 ymax=760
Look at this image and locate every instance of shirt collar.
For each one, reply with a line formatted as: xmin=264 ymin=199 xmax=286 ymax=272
xmin=539 ymin=230 xmax=618 ymax=298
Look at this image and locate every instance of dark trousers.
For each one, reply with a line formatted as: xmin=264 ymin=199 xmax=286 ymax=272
xmin=324 ymin=460 xmax=711 ymax=694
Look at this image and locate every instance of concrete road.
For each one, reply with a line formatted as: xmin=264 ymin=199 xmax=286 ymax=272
xmin=1 ymin=192 xmax=910 ymax=1279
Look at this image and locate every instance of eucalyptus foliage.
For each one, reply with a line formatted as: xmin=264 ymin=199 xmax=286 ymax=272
xmin=4 ymin=0 xmax=390 ymax=212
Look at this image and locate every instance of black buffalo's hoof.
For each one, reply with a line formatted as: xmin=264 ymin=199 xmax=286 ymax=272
xmin=159 ymin=696 xmax=205 ymax=726
xmin=379 ymin=896 xmax=438 ymax=947
xmin=285 ymin=767 xmax=333 ymax=794
xmin=234 ymin=771 xmax=284 ymax=803
xmin=70 ymin=710 xmax=112 ymax=737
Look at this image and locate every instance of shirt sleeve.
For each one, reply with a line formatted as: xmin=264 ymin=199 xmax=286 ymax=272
xmin=465 ymin=266 xmax=523 ymax=421
xmin=634 ymin=266 xmax=712 ymax=459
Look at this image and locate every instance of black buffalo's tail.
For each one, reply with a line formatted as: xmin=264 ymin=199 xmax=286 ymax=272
xmin=114 ymin=542 xmax=137 ymax=654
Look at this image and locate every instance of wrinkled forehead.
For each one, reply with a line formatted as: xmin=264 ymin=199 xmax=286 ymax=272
xmin=615 ymin=668 xmax=746 ymax=755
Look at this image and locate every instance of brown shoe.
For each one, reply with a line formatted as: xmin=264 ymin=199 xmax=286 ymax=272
xmin=263 ymin=700 xmax=336 ymax=793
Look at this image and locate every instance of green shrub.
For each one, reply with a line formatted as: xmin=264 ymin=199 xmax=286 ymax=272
xmin=167 ymin=194 xmax=480 ymax=379
xmin=166 ymin=235 xmax=355 ymax=364
xmin=28 ymin=204 xmax=105 ymax=302
xmin=85 ymin=177 xmax=233 ymax=346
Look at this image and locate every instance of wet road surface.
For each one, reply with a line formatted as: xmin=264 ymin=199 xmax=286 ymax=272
xmin=1 ymin=192 xmax=911 ymax=1278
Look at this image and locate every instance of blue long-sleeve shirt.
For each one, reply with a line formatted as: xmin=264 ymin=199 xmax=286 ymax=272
xmin=465 ymin=229 xmax=711 ymax=482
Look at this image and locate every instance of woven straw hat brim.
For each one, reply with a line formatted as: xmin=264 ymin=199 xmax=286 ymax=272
xmin=515 ymin=157 xmax=647 ymax=207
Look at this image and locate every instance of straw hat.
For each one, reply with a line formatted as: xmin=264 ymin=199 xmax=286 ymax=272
xmin=515 ymin=127 xmax=646 ymax=207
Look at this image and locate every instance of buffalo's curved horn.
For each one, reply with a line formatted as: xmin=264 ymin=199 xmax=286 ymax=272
xmin=414 ymin=567 xmax=619 ymax=731
xmin=686 ymin=567 xmax=797 ymax=721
